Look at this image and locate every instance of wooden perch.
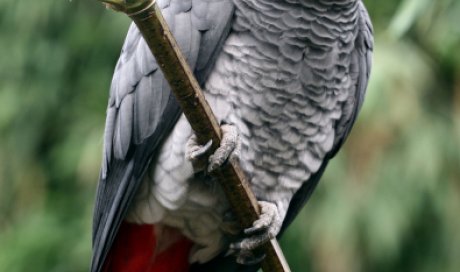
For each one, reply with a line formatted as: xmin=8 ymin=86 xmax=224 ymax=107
xmin=98 ymin=0 xmax=291 ymax=271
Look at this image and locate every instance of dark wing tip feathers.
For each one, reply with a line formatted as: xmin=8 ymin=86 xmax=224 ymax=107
xmin=92 ymin=160 xmax=135 ymax=272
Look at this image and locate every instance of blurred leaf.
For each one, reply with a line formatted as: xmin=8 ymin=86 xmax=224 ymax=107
xmin=388 ymin=0 xmax=431 ymax=38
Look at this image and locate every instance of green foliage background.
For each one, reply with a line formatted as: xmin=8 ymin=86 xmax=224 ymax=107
xmin=0 ymin=0 xmax=459 ymax=271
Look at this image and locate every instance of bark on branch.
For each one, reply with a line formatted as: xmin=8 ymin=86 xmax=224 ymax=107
xmin=97 ymin=1 xmax=291 ymax=271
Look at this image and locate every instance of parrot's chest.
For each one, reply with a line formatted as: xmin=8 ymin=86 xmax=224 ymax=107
xmin=204 ymin=3 xmax=358 ymax=197
xmin=127 ymin=0 xmax=358 ymax=262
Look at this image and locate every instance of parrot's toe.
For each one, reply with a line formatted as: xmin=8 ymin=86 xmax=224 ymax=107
xmin=185 ymin=134 xmax=213 ymax=172
xmin=186 ymin=124 xmax=240 ymax=173
xmin=235 ymin=250 xmax=266 ymax=265
xmin=243 ymin=201 xmax=281 ymax=237
xmin=207 ymin=124 xmax=240 ymax=172
xmin=186 ymin=135 xmax=213 ymax=160
xmin=229 ymin=201 xmax=282 ymax=263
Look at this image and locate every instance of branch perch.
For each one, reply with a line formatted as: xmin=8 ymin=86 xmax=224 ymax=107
xmin=98 ymin=1 xmax=291 ymax=271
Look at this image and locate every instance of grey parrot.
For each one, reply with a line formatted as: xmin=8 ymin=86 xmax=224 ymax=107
xmin=91 ymin=0 xmax=373 ymax=271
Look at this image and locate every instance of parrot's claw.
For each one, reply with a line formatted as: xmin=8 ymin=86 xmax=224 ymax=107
xmin=229 ymin=201 xmax=282 ymax=264
xmin=207 ymin=124 xmax=240 ymax=172
xmin=236 ymin=250 xmax=266 ymax=265
xmin=186 ymin=124 xmax=240 ymax=173
xmin=186 ymin=138 xmax=213 ymax=160
xmin=185 ymin=135 xmax=213 ymax=172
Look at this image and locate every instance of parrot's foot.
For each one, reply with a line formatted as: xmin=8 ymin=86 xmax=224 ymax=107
xmin=185 ymin=124 xmax=240 ymax=173
xmin=230 ymin=201 xmax=282 ymax=265
xmin=234 ymin=249 xmax=266 ymax=265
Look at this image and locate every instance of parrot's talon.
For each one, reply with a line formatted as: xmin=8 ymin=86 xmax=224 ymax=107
xmin=186 ymin=124 xmax=240 ymax=173
xmin=244 ymin=224 xmax=268 ymax=235
xmin=229 ymin=200 xmax=281 ymax=262
xmin=186 ymin=135 xmax=214 ymax=172
xmin=207 ymin=124 xmax=240 ymax=173
xmin=236 ymin=250 xmax=266 ymax=265
xmin=230 ymin=232 xmax=271 ymax=251
xmin=189 ymin=139 xmax=213 ymax=159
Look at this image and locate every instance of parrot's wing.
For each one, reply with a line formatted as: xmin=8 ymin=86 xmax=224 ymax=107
xmin=91 ymin=1 xmax=235 ymax=271
xmin=281 ymin=2 xmax=374 ymax=232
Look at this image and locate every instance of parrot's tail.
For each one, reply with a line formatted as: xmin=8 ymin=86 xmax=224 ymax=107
xmin=103 ymin=221 xmax=193 ymax=272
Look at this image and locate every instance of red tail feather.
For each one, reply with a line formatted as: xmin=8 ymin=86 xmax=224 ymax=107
xmin=104 ymin=221 xmax=193 ymax=272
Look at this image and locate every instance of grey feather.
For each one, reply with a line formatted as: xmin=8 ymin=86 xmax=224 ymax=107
xmin=114 ymin=93 xmax=133 ymax=159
